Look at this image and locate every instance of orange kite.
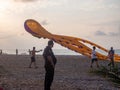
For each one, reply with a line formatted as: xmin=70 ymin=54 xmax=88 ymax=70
xmin=24 ymin=19 xmax=120 ymax=62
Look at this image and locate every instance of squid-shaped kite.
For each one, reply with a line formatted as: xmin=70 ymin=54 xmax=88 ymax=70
xmin=24 ymin=19 xmax=120 ymax=62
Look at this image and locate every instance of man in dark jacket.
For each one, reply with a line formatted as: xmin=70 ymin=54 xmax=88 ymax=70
xmin=43 ymin=40 xmax=57 ymax=90
xmin=108 ymin=47 xmax=115 ymax=68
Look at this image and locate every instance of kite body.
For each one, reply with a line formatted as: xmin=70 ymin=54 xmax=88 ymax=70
xmin=24 ymin=19 xmax=120 ymax=62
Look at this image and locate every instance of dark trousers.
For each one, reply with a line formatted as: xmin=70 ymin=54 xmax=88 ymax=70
xmin=44 ymin=66 xmax=54 ymax=90
xmin=108 ymin=58 xmax=114 ymax=68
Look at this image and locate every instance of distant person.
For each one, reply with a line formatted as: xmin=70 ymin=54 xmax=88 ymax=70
xmin=0 ymin=49 xmax=2 ymax=55
xmin=43 ymin=40 xmax=57 ymax=90
xmin=16 ymin=49 xmax=18 ymax=55
xmin=28 ymin=49 xmax=31 ymax=55
xmin=90 ymin=46 xmax=99 ymax=68
xmin=29 ymin=47 xmax=42 ymax=68
xmin=108 ymin=47 xmax=115 ymax=68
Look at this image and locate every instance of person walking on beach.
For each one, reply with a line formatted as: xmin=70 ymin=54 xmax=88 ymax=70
xmin=16 ymin=49 xmax=18 ymax=55
xmin=90 ymin=46 xmax=99 ymax=68
xmin=0 ymin=49 xmax=2 ymax=55
xmin=43 ymin=40 xmax=57 ymax=90
xmin=108 ymin=47 xmax=115 ymax=68
xmin=29 ymin=47 xmax=42 ymax=68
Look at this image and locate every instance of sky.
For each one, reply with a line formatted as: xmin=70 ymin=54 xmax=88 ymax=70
xmin=0 ymin=0 xmax=120 ymax=52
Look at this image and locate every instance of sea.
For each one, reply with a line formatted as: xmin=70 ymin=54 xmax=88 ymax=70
xmin=1 ymin=48 xmax=120 ymax=56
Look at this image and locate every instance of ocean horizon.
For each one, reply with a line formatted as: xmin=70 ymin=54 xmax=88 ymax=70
xmin=0 ymin=48 xmax=120 ymax=56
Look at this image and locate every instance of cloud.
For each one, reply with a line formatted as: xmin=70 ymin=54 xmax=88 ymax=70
xmin=95 ymin=30 xmax=107 ymax=36
xmin=109 ymin=31 xmax=120 ymax=36
xmin=41 ymin=20 xmax=49 ymax=25
xmin=92 ymin=20 xmax=120 ymax=27
xmin=94 ymin=29 xmax=120 ymax=37
xmin=73 ymin=0 xmax=120 ymax=13
xmin=0 ymin=33 xmax=16 ymax=39
xmin=13 ymin=0 xmax=38 ymax=2
xmin=92 ymin=20 xmax=120 ymax=37
xmin=109 ymin=32 xmax=118 ymax=36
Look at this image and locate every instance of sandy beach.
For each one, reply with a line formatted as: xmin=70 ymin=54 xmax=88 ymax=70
xmin=0 ymin=55 xmax=120 ymax=90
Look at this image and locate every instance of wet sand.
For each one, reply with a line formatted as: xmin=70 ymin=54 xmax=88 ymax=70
xmin=0 ymin=55 xmax=120 ymax=90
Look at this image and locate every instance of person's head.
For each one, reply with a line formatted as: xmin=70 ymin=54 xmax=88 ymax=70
xmin=48 ymin=40 xmax=54 ymax=48
xmin=33 ymin=47 xmax=35 ymax=50
xmin=93 ymin=46 xmax=96 ymax=50
xmin=111 ymin=47 xmax=113 ymax=50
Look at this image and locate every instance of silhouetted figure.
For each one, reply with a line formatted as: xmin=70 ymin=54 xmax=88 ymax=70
xmin=90 ymin=46 xmax=99 ymax=68
xmin=28 ymin=49 xmax=31 ymax=55
xmin=0 ymin=49 xmax=2 ymax=55
xmin=16 ymin=49 xmax=18 ymax=55
xmin=29 ymin=47 xmax=42 ymax=68
xmin=108 ymin=47 xmax=115 ymax=68
xmin=43 ymin=40 xmax=57 ymax=90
